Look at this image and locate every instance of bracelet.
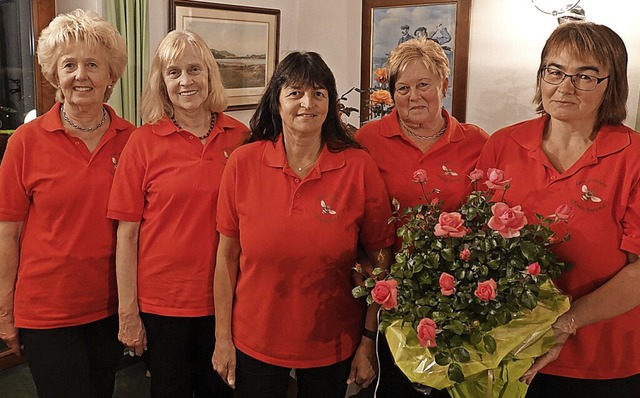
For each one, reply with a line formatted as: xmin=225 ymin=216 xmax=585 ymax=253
xmin=362 ymin=328 xmax=377 ymax=340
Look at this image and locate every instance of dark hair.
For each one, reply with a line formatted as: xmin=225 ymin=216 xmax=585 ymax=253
xmin=248 ymin=51 xmax=360 ymax=151
xmin=534 ymin=22 xmax=628 ymax=130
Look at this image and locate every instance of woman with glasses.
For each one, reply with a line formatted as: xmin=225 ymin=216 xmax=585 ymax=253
xmin=478 ymin=22 xmax=640 ymax=398
xmin=355 ymin=38 xmax=488 ymax=398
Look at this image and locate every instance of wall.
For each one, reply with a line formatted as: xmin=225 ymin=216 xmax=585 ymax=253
xmin=56 ymin=0 xmax=640 ymax=133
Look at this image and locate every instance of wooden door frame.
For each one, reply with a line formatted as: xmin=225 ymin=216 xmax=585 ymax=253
xmin=0 ymin=0 xmax=55 ymax=371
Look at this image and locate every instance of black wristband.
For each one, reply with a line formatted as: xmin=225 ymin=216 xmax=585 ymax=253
xmin=362 ymin=328 xmax=377 ymax=340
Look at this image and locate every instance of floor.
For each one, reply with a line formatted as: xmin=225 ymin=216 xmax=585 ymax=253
xmin=0 ymin=357 xmax=376 ymax=398
xmin=0 ymin=357 xmax=150 ymax=398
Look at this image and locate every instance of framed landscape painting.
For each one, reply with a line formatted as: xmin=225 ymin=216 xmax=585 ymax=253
xmin=361 ymin=0 xmax=471 ymax=121
xmin=170 ymin=0 xmax=280 ymax=110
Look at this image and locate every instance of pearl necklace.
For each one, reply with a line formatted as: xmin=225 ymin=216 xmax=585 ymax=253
xmin=171 ymin=113 xmax=216 ymax=140
xmin=61 ymin=104 xmax=107 ymax=132
xmin=401 ymin=118 xmax=447 ymax=141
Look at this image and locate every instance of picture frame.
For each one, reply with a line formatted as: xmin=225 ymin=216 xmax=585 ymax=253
xmin=361 ymin=0 xmax=472 ymax=122
xmin=170 ymin=0 xmax=280 ymax=110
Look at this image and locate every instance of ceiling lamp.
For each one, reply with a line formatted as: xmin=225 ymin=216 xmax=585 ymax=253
xmin=531 ymin=0 xmax=581 ymax=15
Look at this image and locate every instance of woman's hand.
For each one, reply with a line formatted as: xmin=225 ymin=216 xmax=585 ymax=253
xmin=213 ymin=338 xmax=236 ymax=389
xmin=347 ymin=338 xmax=377 ymax=388
xmin=118 ymin=311 xmax=147 ymax=356
xmin=519 ymin=313 xmax=575 ymax=384
xmin=0 ymin=317 xmax=21 ymax=356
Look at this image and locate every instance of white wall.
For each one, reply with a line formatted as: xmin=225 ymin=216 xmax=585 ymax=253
xmin=56 ymin=0 xmax=640 ymax=133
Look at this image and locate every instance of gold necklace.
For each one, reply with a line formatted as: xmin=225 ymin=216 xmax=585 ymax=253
xmin=401 ymin=118 xmax=447 ymax=141
xmin=290 ymin=150 xmax=321 ymax=172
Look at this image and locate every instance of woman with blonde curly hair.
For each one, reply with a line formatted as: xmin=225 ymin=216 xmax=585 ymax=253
xmin=355 ymin=38 xmax=488 ymax=397
xmin=108 ymin=29 xmax=248 ymax=398
xmin=0 ymin=9 xmax=134 ymax=398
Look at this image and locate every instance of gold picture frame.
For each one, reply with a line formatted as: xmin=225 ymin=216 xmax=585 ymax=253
xmin=170 ymin=0 xmax=280 ymax=110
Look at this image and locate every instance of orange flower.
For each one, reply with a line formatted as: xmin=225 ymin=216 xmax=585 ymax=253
xmin=374 ymin=67 xmax=388 ymax=84
xmin=370 ymin=89 xmax=392 ymax=106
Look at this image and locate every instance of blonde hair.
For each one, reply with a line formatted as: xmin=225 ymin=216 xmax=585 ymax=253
xmin=140 ymin=30 xmax=227 ymax=124
xmin=37 ymin=9 xmax=127 ymax=102
xmin=386 ymin=38 xmax=450 ymax=98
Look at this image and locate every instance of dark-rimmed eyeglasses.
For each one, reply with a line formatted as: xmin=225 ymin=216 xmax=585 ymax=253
xmin=540 ymin=67 xmax=609 ymax=91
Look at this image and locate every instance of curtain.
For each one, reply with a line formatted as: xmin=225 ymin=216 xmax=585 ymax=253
xmin=106 ymin=0 xmax=149 ymax=127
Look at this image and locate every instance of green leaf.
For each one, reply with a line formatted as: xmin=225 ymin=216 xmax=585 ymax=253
xmin=435 ymin=352 xmax=451 ymax=366
xmin=372 ymin=267 xmax=384 ymax=276
xmin=452 ymin=347 xmax=471 ymax=362
xmin=364 ymin=278 xmax=376 ymax=288
xmin=448 ymin=363 xmax=465 ymax=383
xmin=520 ymin=241 xmax=538 ymax=261
xmin=443 ymin=320 xmax=464 ymax=335
xmin=483 ymin=335 xmax=497 ymax=354
xmin=522 ymin=290 xmax=537 ymax=309
xmin=441 ymin=247 xmax=455 ymax=262
xmin=470 ymin=331 xmax=482 ymax=346
xmin=351 ymin=286 xmax=369 ymax=298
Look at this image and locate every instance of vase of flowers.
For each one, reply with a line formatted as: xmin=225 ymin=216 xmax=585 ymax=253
xmin=353 ymin=168 xmax=573 ymax=397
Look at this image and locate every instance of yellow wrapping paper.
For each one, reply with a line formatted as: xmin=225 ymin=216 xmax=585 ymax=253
xmin=384 ymin=280 xmax=570 ymax=396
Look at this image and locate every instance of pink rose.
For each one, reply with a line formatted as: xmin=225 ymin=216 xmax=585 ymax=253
xmin=434 ymin=212 xmax=467 ymax=238
xmin=439 ymin=272 xmax=456 ymax=296
xmin=484 ymin=168 xmax=511 ymax=190
xmin=550 ymin=204 xmax=573 ymax=221
xmin=487 ymin=202 xmax=528 ymax=238
xmin=548 ymin=235 xmax=559 ymax=245
xmin=459 ymin=248 xmax=471 ymax=261
xmin=474 ymin=279 xmax=497 ymax=301
xmin=469 ymin=169 xmax=484 ymax=182
xmin=412 ymin=169 xmax=428 ymax=184
xmin=416 ymin=318 xmax=437 ymax=348
xmin=527 ymin=262 xmax=541 ymax=276
xmin=371 ymin=279 xmax=398 ymax=310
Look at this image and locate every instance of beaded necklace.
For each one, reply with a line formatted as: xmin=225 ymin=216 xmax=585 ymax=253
xmin=171 ymin=113 xmax=216 ymax=140
xmin=401 ymin=118 xmax=447 ymax=141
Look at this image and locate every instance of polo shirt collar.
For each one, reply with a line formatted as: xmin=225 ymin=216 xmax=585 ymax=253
xmin=511 ymin=115 xmax=630 ymax=158
xmin=42 ymin=102 xmax=131 ymax=135
xmin=262 ymin=135 xmax=345 ymax=174
xmin=152 ymin=112 xmax=234 ymax=138
xmin=380 ymin=108 xmax=464 ymax=143
xmin=42 ymin=102 xmax=65 ymax=132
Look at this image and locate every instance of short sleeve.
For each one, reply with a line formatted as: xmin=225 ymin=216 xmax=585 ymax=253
xmin=620 ymin=181 xmax=640 ymax=255
xmin=216 ymin=150 xmax=240 ymax=238
xmin=107 ymin=133 xmax=146 ymax=222
xmin=359 ymin=153 xmax=395 ymax=251
xmin=0 ymin=133 xmax=30 ymax=221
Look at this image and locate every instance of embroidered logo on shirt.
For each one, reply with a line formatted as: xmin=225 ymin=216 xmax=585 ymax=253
xmin=436 ymin=162 xmax=462 ymax=182
xmin=108 ymin=153 xmax=121 ymax=174
xmin=580 ymin=185 xmax=601 ymax=203
xmin=570 ymin=180 xmax=606 ymax=213
xmin=321 ymin=200 xmax=337 ymax=215
xmin=442 ymin=165 xmax=459 ymax=176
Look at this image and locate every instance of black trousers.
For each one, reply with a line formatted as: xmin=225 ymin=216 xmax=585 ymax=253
xmin=20 ymin=314 xmax=122 ymax=398
xmin=526 ymin=372 xmax=640 ymax=398
xmin=234 ymin=348 xmax=352 ymax=398
xmin=140 ymin=312 xmax=232 ymax=398
xmin=377 ymin=332 xmax=450 ymax=398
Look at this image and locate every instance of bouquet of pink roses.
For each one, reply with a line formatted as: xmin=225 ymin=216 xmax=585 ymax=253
xmin=353 ymin=168 xmax=572 ymax=397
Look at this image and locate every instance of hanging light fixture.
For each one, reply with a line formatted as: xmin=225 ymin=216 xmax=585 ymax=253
xmin=531 ymin=0 xmax=581 ymax=16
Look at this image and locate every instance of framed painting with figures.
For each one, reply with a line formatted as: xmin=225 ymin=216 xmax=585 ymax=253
xmin=361 ymin=0 xmax=471 ymax=122
xmin=170 ymin=0 xmax=280 ymax=110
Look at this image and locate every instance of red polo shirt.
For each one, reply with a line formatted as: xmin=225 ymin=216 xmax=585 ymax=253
xmin=477 ymin=115 xmax=640 ymax=379
xmin=107 ymin=114 xmax=248 ymax=317
xmin=356 ymin=108 xmax=488 ymax=248
xmin=0 ymin=102 xmax=134 ymax=328
xmin=217 ymin=136 xmax=395 ymax=368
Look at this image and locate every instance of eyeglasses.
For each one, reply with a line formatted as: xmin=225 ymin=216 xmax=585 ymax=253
xmin=540 ymin=67 xmax=609 ymax=91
